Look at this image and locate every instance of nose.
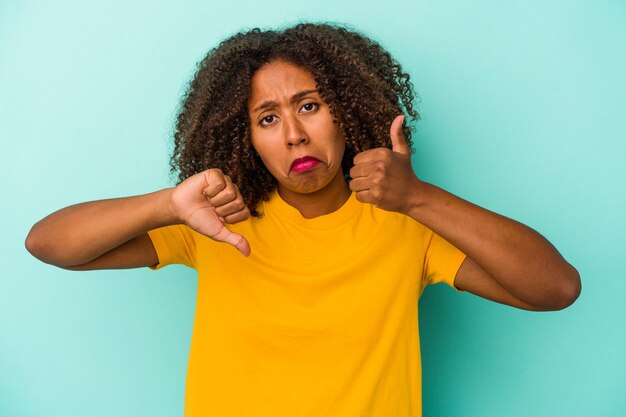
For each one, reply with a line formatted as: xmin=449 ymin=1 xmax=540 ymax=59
xmin=283 ymin=115 xmax=308 ymax=147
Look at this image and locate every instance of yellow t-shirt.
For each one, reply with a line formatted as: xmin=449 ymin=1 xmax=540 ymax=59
xmin=148 ymin=191 xmax=466 ymax=417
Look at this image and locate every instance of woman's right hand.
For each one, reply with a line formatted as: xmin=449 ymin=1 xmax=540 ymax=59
xmin=170 ymin=169 xmax=251 ymax=256
xmin=26 ymin=168 xmax=251 ymax=269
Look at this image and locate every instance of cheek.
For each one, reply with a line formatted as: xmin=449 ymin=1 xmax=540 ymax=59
xmin=250 ymin=133 xmax=268 ymax=159
xmin=335 ymin=133 xmax=347 ymax=156
xmin=335 ymin=140 xmax=345 ymax=156
xmin=252 ymin=142 xmax=274 ymax=165
xmin=251 ymin=140 xmax=280 ymax=172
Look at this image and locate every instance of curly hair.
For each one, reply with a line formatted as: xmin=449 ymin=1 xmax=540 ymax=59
xmin=171 ymin=23 xmax=419 ymax=216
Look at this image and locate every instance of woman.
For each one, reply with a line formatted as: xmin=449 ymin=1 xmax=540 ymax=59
xmin=26 ymin=23 xmax=580 ymax=417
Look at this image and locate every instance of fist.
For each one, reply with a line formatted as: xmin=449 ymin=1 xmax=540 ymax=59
xmin=348 ymin=115 xmax=421 ymax=214
xmin=170 ymin=168 xmax=251 ymax=256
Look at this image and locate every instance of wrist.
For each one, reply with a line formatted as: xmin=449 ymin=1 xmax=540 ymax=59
xmin=155 ymin=187 xmax=181 ymax=226
xmin=405 ymin=180 xmax=434 ymax=221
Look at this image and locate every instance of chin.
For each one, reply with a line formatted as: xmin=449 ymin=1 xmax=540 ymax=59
xmin=281 ymin=179 xmax=330 ymax=195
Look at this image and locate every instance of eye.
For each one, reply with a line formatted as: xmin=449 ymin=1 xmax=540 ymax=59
xmin=301 ymin=102 xmax=318 ymax=113
xmin=260 ymin=115 xmax=277 ymax=126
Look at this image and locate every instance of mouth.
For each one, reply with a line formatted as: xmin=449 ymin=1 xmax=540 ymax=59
xmin=290 ymin=156 xmax=321 ymax=173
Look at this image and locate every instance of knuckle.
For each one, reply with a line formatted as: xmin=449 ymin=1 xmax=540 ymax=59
xmin=209 ymin=168 xmax=224 ymax=180
xmin=210 ymin=169 xmax=226 ymax=183
xmin=371 ymin=189 xmax=382 ymax=202
xmin=224 ymin=189 xmax=237 ymax=200
xmin=234 ymin=199 xmax=245 ymax=211
xmin=380 ymin=150 xmax=393 ymax=163
xmin=214 ymin=179 xmax=226 ymax=190
xmin=374 ymin=148 xmax=389 ymax=159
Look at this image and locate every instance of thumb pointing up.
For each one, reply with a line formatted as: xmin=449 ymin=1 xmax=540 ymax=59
xmin=390 ymin=115 xmax=410 ymax=155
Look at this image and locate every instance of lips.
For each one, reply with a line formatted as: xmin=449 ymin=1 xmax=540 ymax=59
xmin=290 ymin=156 xmax=320 ymax=173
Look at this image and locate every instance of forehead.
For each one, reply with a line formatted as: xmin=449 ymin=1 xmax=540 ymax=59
xmin=248 ymin=60 xmax=318 ymax=108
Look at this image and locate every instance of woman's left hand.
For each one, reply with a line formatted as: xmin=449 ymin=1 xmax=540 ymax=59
xmin=349 ymin=115 xmax=422 ymax=214
xmin=350 ymin=117 xmax=581 ymax=311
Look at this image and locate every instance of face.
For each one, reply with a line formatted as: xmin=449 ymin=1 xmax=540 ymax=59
xmin=248 ymin=60 xmax=349 ymax=203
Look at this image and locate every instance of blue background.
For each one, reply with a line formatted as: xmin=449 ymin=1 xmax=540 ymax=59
xmin=1 ymin=1 xmax=625 ymax=416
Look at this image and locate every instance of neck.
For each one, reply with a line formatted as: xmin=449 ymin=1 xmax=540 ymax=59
xmin=277 ymin=174 xmax=351 ymax=219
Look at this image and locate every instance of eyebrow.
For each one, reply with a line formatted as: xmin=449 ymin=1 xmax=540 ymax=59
xmin=252 ymin=89 xmax=319 ymax=113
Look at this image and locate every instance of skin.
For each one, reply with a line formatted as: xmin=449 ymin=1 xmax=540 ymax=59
xmin=248 ymin=60 xmax=351 ymax=218
xmin=25 ymin=59 xmax=580 ymax=311
xmin=350 ymin=116 xmax=581 ymax=310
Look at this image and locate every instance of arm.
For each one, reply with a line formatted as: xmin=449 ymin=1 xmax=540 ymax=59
xmin=405 ymin=183 xmax=580 ymax=311
xmin=25 ymin=169 xmax=251 ymax=270
xmin=349 ymin=116 xmax=581 ymax=311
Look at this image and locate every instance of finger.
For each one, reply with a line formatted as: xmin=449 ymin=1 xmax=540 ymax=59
xmin=212 ymin=226 xmax=251 ymax=257
xmin=223 ymin=207 xmax=251 ymax=224
xmin=350 ymin=158 xmax=386 ymax=180
xmin=390 ymin=115 xmax=410 ymax=155
xmin=353 ymin=148 xmax=388 ymax=165
xmin=207 ymin=177 xmax=238 ymax=207
xmin=348 ymin=177 xmax=371 ymax=193
xmin=202 ymin=169 xmax=227 ymax=198
xmin=349 ymin=163 xmax=367 ymax=180
xmin=214 ymin=197 xmax=247 ymax=218
xmin=353 ymin=189 xmax=377 ymax=205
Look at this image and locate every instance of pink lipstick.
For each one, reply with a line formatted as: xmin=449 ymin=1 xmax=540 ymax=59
xmin=291 ymin=156 xmax=320 ymax=173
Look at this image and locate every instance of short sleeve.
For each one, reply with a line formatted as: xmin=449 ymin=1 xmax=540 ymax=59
xmin=422 ymin=230 xmax=467 ymax=291
xmin=147 ymin=224 xmax=197 ymax=270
